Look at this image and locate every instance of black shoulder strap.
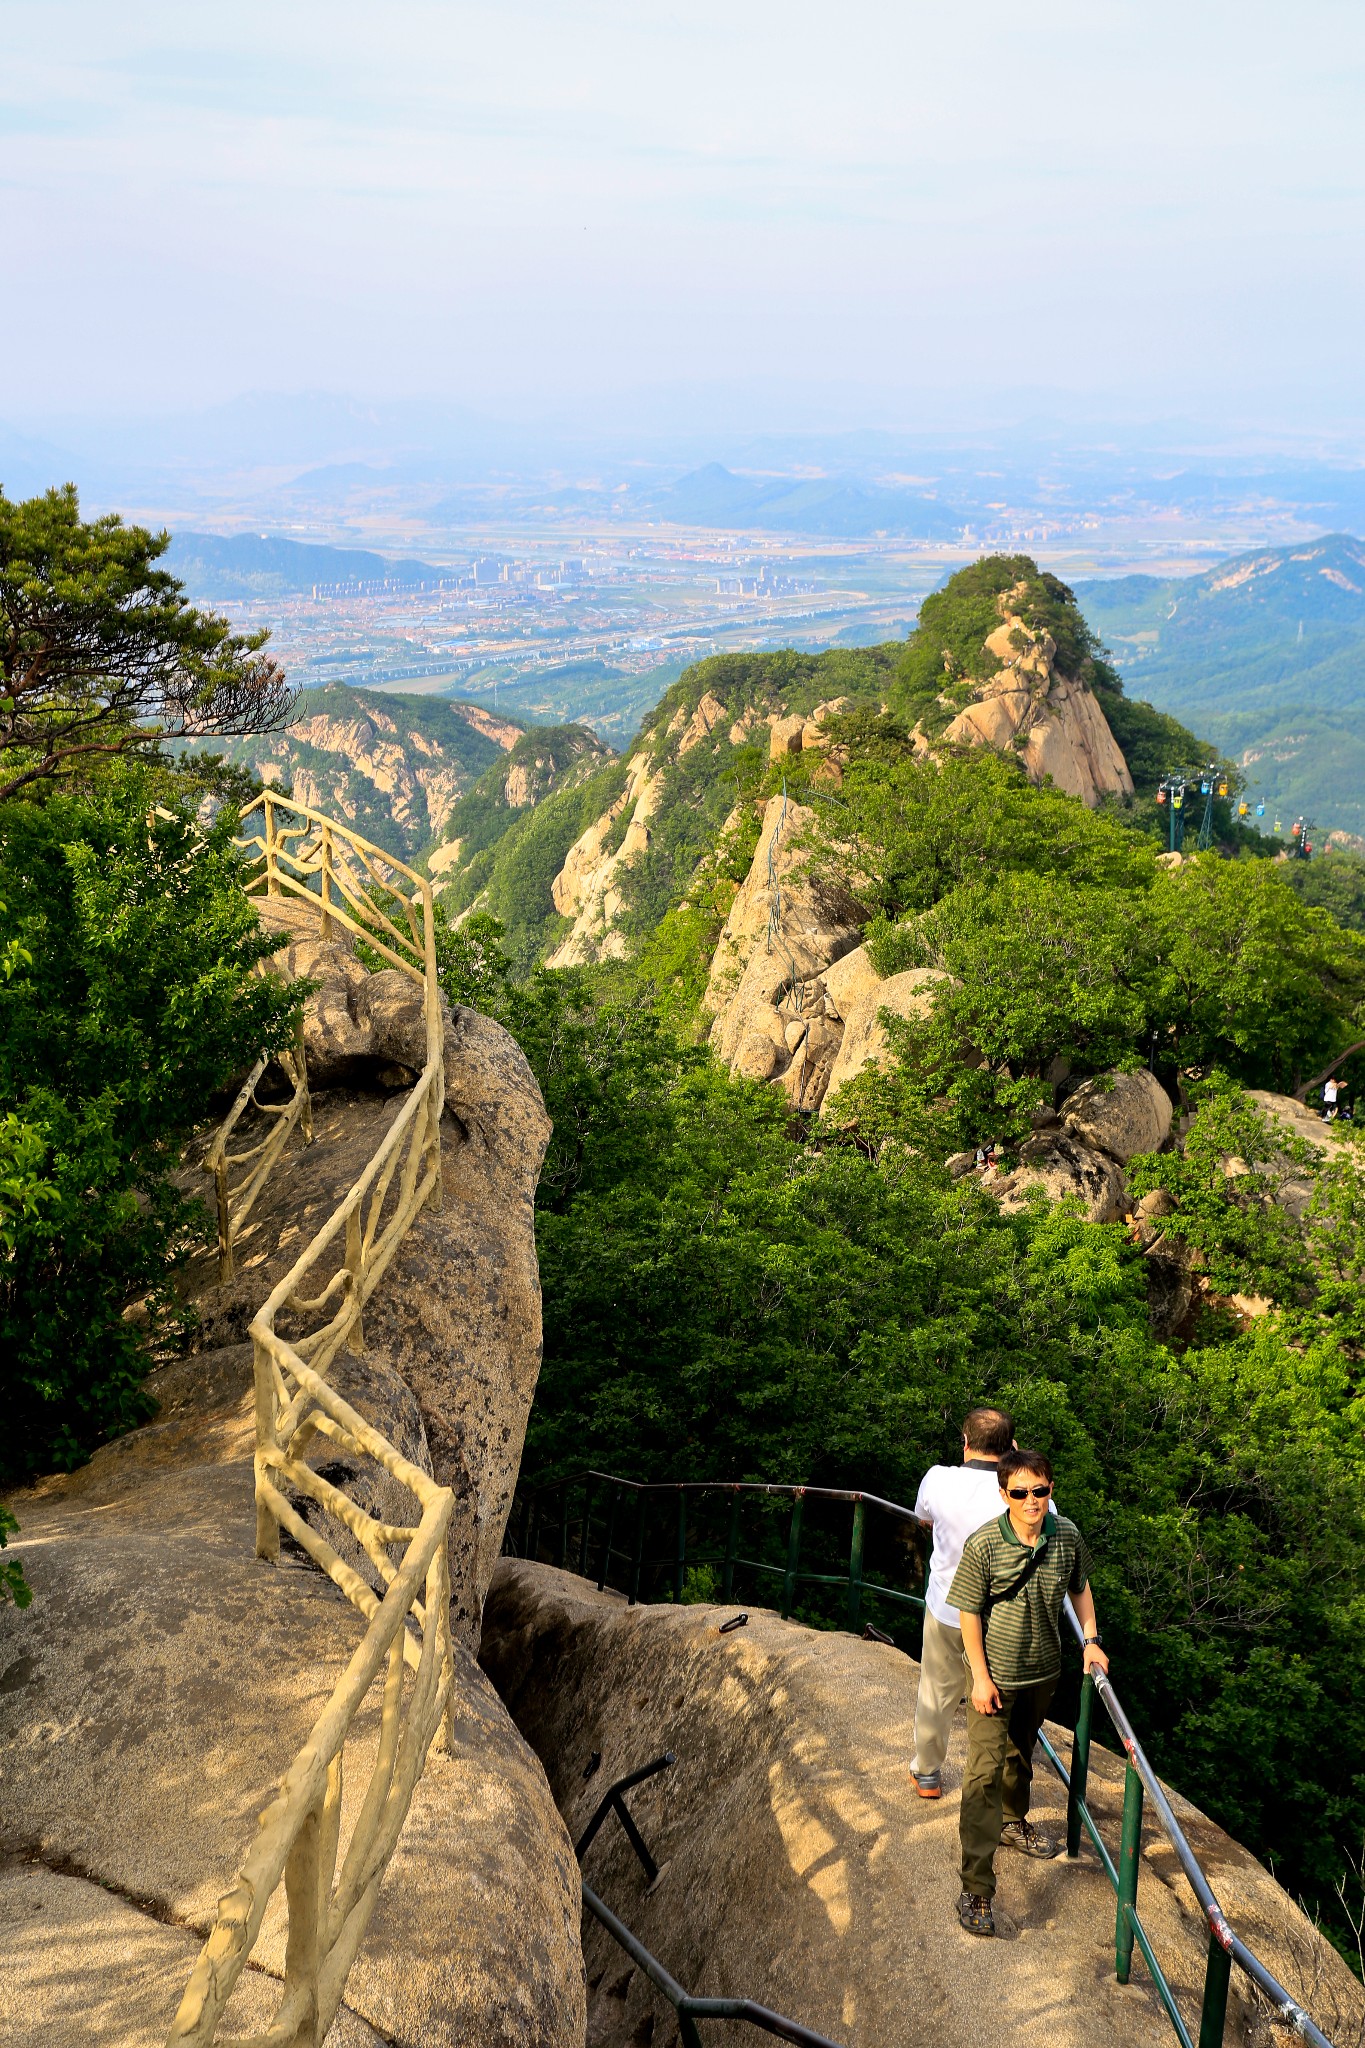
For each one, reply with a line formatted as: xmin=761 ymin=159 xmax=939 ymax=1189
xmin=988 ymin=1535 xmax=1049 ymax=1610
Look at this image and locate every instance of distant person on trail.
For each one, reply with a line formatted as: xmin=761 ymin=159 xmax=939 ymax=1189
xmin=947 ymin=1448 xmax=1109 ymax=1939
xmin=909 ymin=1407 xmax=1017 ymax=1800
xmin=1323 ymin=1076 xmax=1341 ymax=1120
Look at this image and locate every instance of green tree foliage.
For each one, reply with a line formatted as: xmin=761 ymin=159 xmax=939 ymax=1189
xmin=0 ymin=763 xmax=302 ymax=1476
xmin=0 ymin=1505 xmax=30 ymax=1610
xmin=890 ymin=556 xmax=1123 ymax=737
xmin=437 ymin=756 xmax=630 ymax=973
xmin=488 ymin=927 xmax=1365 ymax=1936
xmin=810 ymin=732 xmax=1153 ymax=924
xmin=448 ymin=650 xmax=1365 ymax=1946
xmin=1287 ymin=847 xmax=1365 ymax=933
xmin=0 ymin=486 xmax=293 ymax=803
xmin=801 ymin=734 xmax=1365 ymax=1144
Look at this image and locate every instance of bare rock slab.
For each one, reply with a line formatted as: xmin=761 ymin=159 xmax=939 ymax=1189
xmin=0 ymin=1861 xmax=384 ymax=2048
xmin=482 ymin=1562 xmax=1362 ymax=2048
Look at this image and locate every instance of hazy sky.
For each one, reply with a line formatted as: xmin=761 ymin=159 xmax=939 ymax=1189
xmin=6 ymin=1 xmax=1365 ymax=434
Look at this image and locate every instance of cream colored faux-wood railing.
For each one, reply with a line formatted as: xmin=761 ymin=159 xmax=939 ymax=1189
xmin=204 ymin=1024 xmax=313 ymax=1284
xmin=169 ymin=794 xmax=455 ymax=2048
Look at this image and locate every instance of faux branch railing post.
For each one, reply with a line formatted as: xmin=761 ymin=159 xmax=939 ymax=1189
xmin=170 ymin=795 xmax=454 ymax=2048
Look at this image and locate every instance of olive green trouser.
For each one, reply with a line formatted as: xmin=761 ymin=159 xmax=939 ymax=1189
xmin=958 ymin=1675 xmax=1057 ymax=1898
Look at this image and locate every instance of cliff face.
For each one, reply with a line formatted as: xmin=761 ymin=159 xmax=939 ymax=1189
xmin=206 ymin=683 xmax=523 ymax=860
xmin=544 ymin=593 xmax=1140 ymax=976
xmin=547 ymin=751 xmax=663 ymax=965
xmin=939 ymin=594 xmax=1134 ymax=806
xmin=543 ymin=656 xmax=899 ymax=970
xmin=545 ymin=690 xmax=754 ymax=966
xmin=426 ymin=723 xmax=617 ymax=902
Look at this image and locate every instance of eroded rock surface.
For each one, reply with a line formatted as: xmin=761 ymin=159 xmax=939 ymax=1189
xmin=0 ymin=1361 xmax=584 ymax=2048
xmin=483 ymin=1562 xmax=1361 ymax=2048
xmin=0 ymin=1861 xmax=385 ymax=2048
xmin=822 ymin=965 xmax=949 ymax=1105
xmin=0 ymin=930 xmax=583 ymax=2047
xmin=990 ymin=1130 xmax=1128 ymax=1223
xmin=940 ymin=596 xmax=1133 ymax=807
xmin=702 ymin=792 xmax=865 ymax=1109
xmin=199 ymin=923 xmax=553 ymax=1636
xmin=1060 ymin=1068 xmax=1174 ymax=1164
xmin=547 ymin=755 xmax=661 ymax=968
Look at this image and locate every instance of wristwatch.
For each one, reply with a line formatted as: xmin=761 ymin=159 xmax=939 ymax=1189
xmin=1083 ymin=1632 xmax=1103 ymax=1647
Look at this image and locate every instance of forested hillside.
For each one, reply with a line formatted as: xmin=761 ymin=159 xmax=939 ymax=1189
xmin=426 ymin=722 xmax=621 ymax=970
xmin=1077 ymin=534 xmax=1365 ymax=833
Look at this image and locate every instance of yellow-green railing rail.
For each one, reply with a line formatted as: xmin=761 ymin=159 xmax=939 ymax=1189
xmin=169 ymin=794 xmax=454 ymax=2047
xmin=203 ymin=791 xmax=445 ymax=1283
xmin=203 ymin=1023 xmax=313 ymax=1284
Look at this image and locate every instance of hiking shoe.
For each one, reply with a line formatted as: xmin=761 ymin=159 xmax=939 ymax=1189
xmin=914 ymin=1770 xmax=942 ymax=1799
xmin=957 ymin=1890 xmax=995 ymax=1936
xmin=1000 ymin=1818 xmax=1061 ymax=1859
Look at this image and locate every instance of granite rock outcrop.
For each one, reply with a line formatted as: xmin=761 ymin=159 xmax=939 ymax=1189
xmin=939 ymin=591 xmax=1134 ymax=808
xmin=482 ymin=1560 xmax=1364 ymax=2048
xmin=0 ymin=935 xmax=584 ymax=2046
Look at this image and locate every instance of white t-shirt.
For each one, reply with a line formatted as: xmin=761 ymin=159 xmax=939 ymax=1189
xmin=914 ymin=1462 xmax=1011 ymax=1628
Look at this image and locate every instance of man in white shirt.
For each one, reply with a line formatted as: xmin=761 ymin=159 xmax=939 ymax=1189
xmin=910 ymin=1407 xmax=1017 ymax=1798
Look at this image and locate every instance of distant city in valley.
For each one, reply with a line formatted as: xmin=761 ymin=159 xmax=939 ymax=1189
xmin=9 ymin=397 xmax=1365 ymax=774
xmin=165 ymin=528 xmax=926 ymax=738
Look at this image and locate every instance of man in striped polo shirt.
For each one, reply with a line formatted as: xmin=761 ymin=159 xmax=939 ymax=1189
xmin=946 ymin=1447 xmax=1110 ymax=1937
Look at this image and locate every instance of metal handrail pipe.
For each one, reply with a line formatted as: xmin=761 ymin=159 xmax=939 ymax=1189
xmin=580 ymin=1885 xmax=845 ymax=2048
xmin=576 ymin=1752 xmax=677 ymax=1862
xmin=524 ymin=1470 xmax=923 ymax=1524
xmin=1060 ymin=1608 xmax=1333 ymax=2046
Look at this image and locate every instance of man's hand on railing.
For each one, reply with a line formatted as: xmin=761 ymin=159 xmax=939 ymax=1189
xmin=1073 ymin=1584 xmax=1110 ymax=1678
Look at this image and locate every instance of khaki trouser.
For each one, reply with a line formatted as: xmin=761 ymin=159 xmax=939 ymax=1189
xmin=958 ymin=1676 xmax=1057 ymax=1898
xmin=912 ymin=1611 xmax=970 ymax=1777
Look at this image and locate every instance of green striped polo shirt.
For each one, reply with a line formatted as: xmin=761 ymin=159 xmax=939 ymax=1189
xmin=947 ymin=1510 xmax=1093 ymax=1689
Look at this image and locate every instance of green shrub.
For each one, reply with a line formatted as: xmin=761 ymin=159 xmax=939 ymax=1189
xmin=0 ymin=765 xmax=302 ymax=1477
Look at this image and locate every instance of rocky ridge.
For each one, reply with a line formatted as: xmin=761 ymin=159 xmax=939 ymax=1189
xmin=544 ymin=584 xmax=1137 ymax=977
xmin=426 ymin=723 xmax=617 ymax=900
xmin=206 ymin=682 xmax=524 ymax=860
xmin=483 ymin=1560 xmax=1365 ymax=2048
xmin=936 ymin=587 xmax=1134 ymax=807
xmin=700 ymin=781 xmax=887 ymax=1111
xmin=542 ymin=651 xmax=900 ymax=970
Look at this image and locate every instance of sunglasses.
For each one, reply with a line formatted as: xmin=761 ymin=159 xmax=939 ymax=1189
xmin=1006 ymin=1484 xmax=1051 ymax=1500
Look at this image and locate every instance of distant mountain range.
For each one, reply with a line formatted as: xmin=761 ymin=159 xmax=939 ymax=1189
xmin=1076 ymin=534 xmax=1365 ymax=832
xmin=165 ymin=531 xmax=446 ymax=599
xmin=639 ymin=463 xmax=965 ymax=538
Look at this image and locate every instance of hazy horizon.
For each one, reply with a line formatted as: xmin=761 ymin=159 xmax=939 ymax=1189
xmin=6 ymin=1 xmax=1365 ymax=449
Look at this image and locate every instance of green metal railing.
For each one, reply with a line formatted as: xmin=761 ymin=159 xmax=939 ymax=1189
xmin=576 ymin=1752 xmax=845 ymax=2048
xmin=511 ymin=1469 xmax=929 ymax=1638
xmin=509 ymin=1469 xmax=1341 ymax=2048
